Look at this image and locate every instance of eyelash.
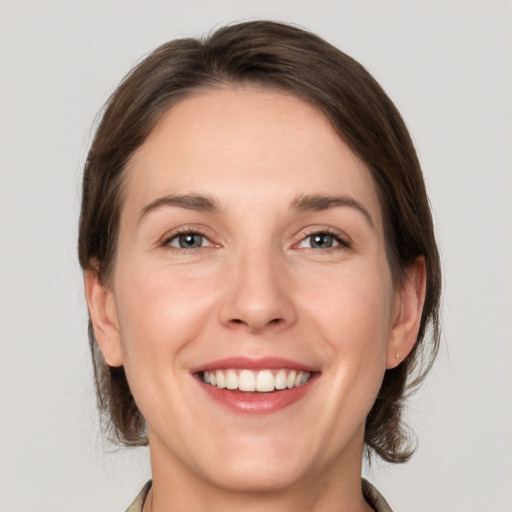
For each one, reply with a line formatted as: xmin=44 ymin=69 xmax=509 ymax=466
xmin=160 ymin=227 xmax=351 ymax=253
xmin=295 ymin=228 xmax=351 ymax=251
xmin=161 ymin=228 xmax=215 ymax=252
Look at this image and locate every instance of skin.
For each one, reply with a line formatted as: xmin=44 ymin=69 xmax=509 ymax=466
xmin=86 ymin=87 xmax=425 ymax=512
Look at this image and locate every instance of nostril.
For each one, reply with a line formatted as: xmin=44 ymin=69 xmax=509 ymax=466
xmin=227 ymin=317 xmax=283 ymax=330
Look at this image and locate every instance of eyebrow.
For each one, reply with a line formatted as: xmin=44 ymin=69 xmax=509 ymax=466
xmin=139 ymin=192 xmax=375 ymax=228
xmin=291 ymin=194 xmax=375 ymax=228
xmin=139 ymin=193 xmax=221 ymax=222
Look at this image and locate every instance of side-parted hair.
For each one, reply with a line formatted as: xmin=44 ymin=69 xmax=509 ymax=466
xmin=78 ymin=20 xmax=441 ymax=463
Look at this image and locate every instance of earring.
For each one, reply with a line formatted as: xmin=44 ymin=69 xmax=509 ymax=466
xmin=395 ymin=353 xmax=400 ymax=361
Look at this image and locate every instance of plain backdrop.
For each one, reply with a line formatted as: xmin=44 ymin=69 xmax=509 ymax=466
xmin=1 ymin=1 xmax=511 ymax=511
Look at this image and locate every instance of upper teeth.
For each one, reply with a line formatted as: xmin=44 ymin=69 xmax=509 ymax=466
xmin=202 ymin=369 xmax=311 ymax=392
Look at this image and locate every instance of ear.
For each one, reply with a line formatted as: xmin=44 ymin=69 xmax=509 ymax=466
xmin=84 ymin=267 xmax=123 ymax=367
xmin=387 ymin=257 xmax=426 ymax=369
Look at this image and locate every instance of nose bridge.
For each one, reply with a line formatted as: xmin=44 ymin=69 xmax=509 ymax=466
xmin=219 ymin=241 xmax=296 ymax=332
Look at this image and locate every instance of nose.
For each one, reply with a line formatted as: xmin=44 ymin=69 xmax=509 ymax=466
xmin=218 ymin=248 xmax=297 ymax=334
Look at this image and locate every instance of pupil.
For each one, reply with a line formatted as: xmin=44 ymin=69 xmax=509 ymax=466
xmin=312 ymin=234 xmax=333 ymax=248
xmin=179 ymin=234 xmax=202 ymax=248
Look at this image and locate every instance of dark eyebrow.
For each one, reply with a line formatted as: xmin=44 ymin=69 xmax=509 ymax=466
xmin=139 ymin=194 xmax=221 ymax=222
xmin=291 ymin=194 xmax=375 ymax=228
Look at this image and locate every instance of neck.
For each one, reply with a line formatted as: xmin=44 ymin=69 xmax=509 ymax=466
xmin=144 ymin=483 xmax=373 ymax=512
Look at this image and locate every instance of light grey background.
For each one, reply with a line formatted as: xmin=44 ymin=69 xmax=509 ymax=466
xmin=1 ymin=1 xmax=511 ymax=511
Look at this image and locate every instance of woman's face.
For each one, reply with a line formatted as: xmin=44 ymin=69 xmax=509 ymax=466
xmin=90 ymin=87 xmax=413 ymax=491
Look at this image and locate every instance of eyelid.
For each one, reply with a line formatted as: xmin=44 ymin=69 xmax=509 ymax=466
xmin=167 ymin=233 xmax=212 ymax=249
xmin=159 ymin=225 xmax=219 ymax=248
xmin=157 ymin=224 xmax=351 ymax=251
xmin=292 ymin=226 xmax=352 ymax=250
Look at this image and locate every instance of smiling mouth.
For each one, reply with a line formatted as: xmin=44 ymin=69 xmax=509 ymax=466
xmin=199 ymin=369 xmax=313 ymax=393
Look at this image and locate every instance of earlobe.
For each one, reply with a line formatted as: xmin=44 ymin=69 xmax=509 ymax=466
xmin=84 ymin=267 xmax=123 ymax=367
xmin=387 ymin=257 xmax=426 ymax=369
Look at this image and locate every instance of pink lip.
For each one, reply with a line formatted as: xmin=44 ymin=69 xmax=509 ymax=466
xmin=198 ymin=379 xmax=317 ymax=414
xmin=190 ymin=356 xmax=317 ymax=373
xmin=190 ymin=357 xmax=320 ymax=415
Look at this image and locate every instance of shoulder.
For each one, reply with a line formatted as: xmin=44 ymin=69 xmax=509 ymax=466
xmin=124 ymin=481 xmax=152 ymax=512
xmin=362 ymin=478 xmax=394 ymax=512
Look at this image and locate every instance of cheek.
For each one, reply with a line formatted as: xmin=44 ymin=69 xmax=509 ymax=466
xmin=284 ymin=263 xmax=396 ymax=451
xmin=303 ymin=263 xmax=394 ymax=347
xmin=110 ymin=261 xmax=223 ymax=426
xmin=112 ymin=261 xmax=220 ymax=368
xmin=299 ymin=262 xmax=395 ymax=404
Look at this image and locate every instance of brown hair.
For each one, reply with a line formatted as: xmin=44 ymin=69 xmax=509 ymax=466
xmin=78 ymin=20 xmax=441 ymax=463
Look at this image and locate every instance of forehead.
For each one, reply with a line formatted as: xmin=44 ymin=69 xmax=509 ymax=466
xmin=124 ymin=86 xmax=382 ymax=224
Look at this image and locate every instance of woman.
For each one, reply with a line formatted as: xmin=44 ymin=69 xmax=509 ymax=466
xmin=79 ymin=20 xmax=441 ymax=512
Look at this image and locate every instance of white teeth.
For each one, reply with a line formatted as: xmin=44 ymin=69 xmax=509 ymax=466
xmin=239 ymin=370 xmax=256 ymax=391
xmin=226 ymin=369 xmax=238 ymax=390
xmin=275 ymin=369 xmax=287 ymax=390
xmin=202 ymin=369 xmax=311 ymax=393
xmin=256 ymin=370 xmax=275 ymax=392
xmin=286 ymin=370 xmax=296 ymax=389
xmin=215 ymin=370 xmax=226 ymax=389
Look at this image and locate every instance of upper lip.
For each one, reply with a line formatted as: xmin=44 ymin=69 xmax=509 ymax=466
xmin=190 ymin=356 xmax=318 ymax=374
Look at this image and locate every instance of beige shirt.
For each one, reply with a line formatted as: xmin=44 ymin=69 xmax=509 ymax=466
xmin=125 ymin=479 xmax=392 ymax=512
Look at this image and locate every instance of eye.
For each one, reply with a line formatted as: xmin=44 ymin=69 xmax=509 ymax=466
xmin=297 ymin=232 xmax=347 ymax=250
xmin=166 ymin=232 xmax=210 ymax=249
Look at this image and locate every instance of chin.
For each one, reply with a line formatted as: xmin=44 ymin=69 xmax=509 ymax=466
xmin=206 ymin=458 xmax=305 ymax=493
xmin=196 ymin=436 xmax=316 ymax=493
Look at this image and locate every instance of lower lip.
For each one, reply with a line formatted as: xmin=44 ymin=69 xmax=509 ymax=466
xmin=197 ymin=375 xmax=318 ymax=414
